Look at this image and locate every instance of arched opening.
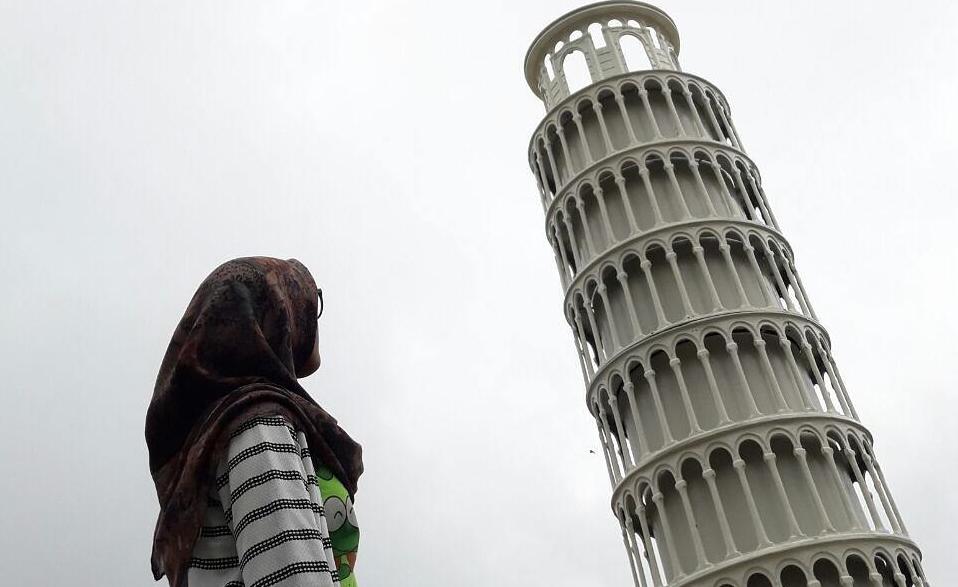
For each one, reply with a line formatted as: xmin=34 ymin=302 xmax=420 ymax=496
xmin=708 ymin=447 xmax=754 ymax=551
xmin=564 ymin=197 xmax=589 ymax=266
xmin=845 ymin=554 xmax=872 ymax=587
xmin=618 ymin=159 xmax=656 ymax=231
xmin=704 ymin=90 xmax=734 ymax=144
xmin=697 ymin=231 xmax=736 ymax=310
xmin=702 ymin=330 xmax=748 ymax=421
xmin=759 ymin=325 xmax=799 ymax=411
xmin=641 ymin=486 xmax=669 ymax=582
xmin=693 ymin=150 xmax=725 ymax=214
xmin=600 ymin=265 xmax=633 ymax=347
xmin=800 ymin=432 xmax=852 ymax=531
xmin=783 ymin=325 xmax=819 ymax=410
xmin=654 ymin=470 xmax=696 ymax=577
xmin=675 ymin=338 xmax=719 ymax=430
xmin=628 ymin=360 xmax=666 ymax=451
xmin=804 ymin=330 xmax=839 ymax=413
xmin=848 ymin=434 xmax=892 ymax=532
xmin=550 ymin=227 xmax=573 ymax=285
xmin=781 ymin=564 xmax=810 ymax=587
xmin=770 ymin=434 xmax=822 ymax=536
xmin=650 ymin=349 xmax=692 ymax=441
xmin=536 ymin=140 xmax=558 ymax=195
xmin=682 ymin=235 xmax=717 ymax=316
xmin=586 ymin=280 xmax=610 ymax=358
xmin=714 ymin=156 xmax=745 ymax=218
xmin=577 ymin=99 xmax=607 ymax=160
xmin=563 ymin=50 xmax=592 ymax=94
xmin=668 ymin=80 xmax=695 ymax=136
xmin=897 ymin=555 xmax=916 ymax=586
xmin=596 ymin=170 xmax=630 ymax=240
xmin=611 ymin=375 xmax=640 ymax=463
xmin=545 ymin=124 xmax=570 ymax=183
xmin=644 ymin=79 xmax=680 ymax=136
xmin=579 ymin=182 xmax=609 ymax=253
xmin=812 ymin=558 xmax=843 ymax=587
xmin=740 ymin=438 xmax=789 ymax=542
xmin=679 ymin=457 xmax=723 ymax=562
xmin=827 ymin=432 xmax=870 ymax=531
xmin=735 ymin=161 xmax=767 ymax=225
xmin=588 ymin=22 xmax=606 ymax=48
xmin=598 ymin=89 xmax=629 ymax=150
xmin=689 ymin=84 xmax=721 ymax=141
xmin=554 ymin=213 xmax=578 ymax=276
xmin=600 ymin=387 xmax=630 ymax=472
xmin=747 ymin=234 xmax=784 ymax=310
xmin=646 ymin=25 xmax=662 ymax=49
xmin=559 ymin=109 xmax=588 ymax=171
xmin=644 ymin=243 xmax=684 ymax=323
xmin=747 ymin=573 xmax=774 ymax=587
xmin=873 ymin=553 xmax=897 ymax=586
xmin=669 ymin=151 xmax=707 ymax=218
xmin=731 ymin=327 xmax=774 ymax=416
xmin=717 ymin=230 xmax=757 ymax=308
xmin=620 ymin=33 xmax=653 ymax=72
xmin=621 ymin=253 xmax=658 ymax=334
xmin=573 ymin=293 xmax=601 ymax=369
xmin=644 ymin=154 xmax=681 ymax=222
xmin=624 ymin=496 xmax=655 ymax=585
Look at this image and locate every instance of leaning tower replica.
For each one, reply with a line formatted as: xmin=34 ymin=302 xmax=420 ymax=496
xmin=524 ymin=3 xmax=927 ymax=586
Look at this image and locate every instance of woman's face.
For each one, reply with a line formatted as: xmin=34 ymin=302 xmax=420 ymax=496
xmin=298 ymin=328 xmax=321 ymax=377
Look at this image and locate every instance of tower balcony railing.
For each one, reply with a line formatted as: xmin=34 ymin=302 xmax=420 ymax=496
xmin=642 ymin=536 xmax=926 ymax=587
xmin=563 ymin=221 xmax=821 ymax=379
xmin=586 ymin=310 xmax=861 ymax=467
xmin=561 ymin=219 xmax=799 ymax=325
xmin=608 ymin=412 xmax=920 ymax=587
xmin=545 ymin=142 xmax=779 ymax=287
xmin=528 ymin=69 xmax=743 ymax=211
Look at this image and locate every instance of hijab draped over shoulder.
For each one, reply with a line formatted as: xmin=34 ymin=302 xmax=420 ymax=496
xmin=146 ymin=257 xmax=362 ymax=587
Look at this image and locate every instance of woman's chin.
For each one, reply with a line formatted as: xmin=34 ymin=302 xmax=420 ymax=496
xmin=298 ymin=356 xmax=321 ymax=378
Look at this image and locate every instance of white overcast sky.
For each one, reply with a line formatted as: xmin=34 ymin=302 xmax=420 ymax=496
xmin=1 ymin=1 xmax=955 ymax=584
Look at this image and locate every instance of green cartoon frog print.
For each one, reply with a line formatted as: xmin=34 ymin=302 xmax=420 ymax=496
xmin=316 ymin=465 xmax=360 ymax=587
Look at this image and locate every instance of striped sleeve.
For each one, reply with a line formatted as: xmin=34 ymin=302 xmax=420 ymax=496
xmin=218 ymin=415 xmax=338 ymax=587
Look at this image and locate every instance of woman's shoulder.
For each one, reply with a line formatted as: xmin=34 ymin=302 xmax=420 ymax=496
xmin=224 ymin=413 xmax=305 ymax=454
xmin=214 ymin=413 xmax=308 ymax=481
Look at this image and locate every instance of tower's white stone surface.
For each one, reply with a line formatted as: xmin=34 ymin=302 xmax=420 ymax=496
xmin=524 ymin=3 xmax=927 ymax=586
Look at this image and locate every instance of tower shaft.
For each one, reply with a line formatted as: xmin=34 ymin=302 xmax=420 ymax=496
xmin=524 ymin=3 xmax=926 ymax=586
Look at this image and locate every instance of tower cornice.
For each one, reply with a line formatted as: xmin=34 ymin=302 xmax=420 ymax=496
xmin=584 ymin=308 xmax=832 ymax=409
xmin=608 ymin=410 xmax=872 ymax=506
xmin=527 ymin=70 xmax=731 ymax=157
xmin=559 ymin=217 xmax=794 ymax=304
xmin=538 ymin=136 xmax=751 ymax=225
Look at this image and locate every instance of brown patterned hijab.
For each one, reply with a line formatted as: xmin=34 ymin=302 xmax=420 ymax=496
xmin=146 ymin=257 xmax=362 ymax=586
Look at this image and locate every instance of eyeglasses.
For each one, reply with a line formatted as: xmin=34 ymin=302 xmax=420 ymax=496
xmin=317 ymin=288 xmax=324 ymax=320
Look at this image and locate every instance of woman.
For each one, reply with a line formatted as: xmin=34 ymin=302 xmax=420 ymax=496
xmin=146 ymin=257 xmax=363 ymax=587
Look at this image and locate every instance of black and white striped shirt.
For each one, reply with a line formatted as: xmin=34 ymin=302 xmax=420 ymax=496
xmin=188 ymin=416 xmax=342 ymax=587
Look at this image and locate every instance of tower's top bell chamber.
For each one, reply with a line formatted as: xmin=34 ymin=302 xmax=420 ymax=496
xmin=525 ymin=2 xmax=681 ymax=110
